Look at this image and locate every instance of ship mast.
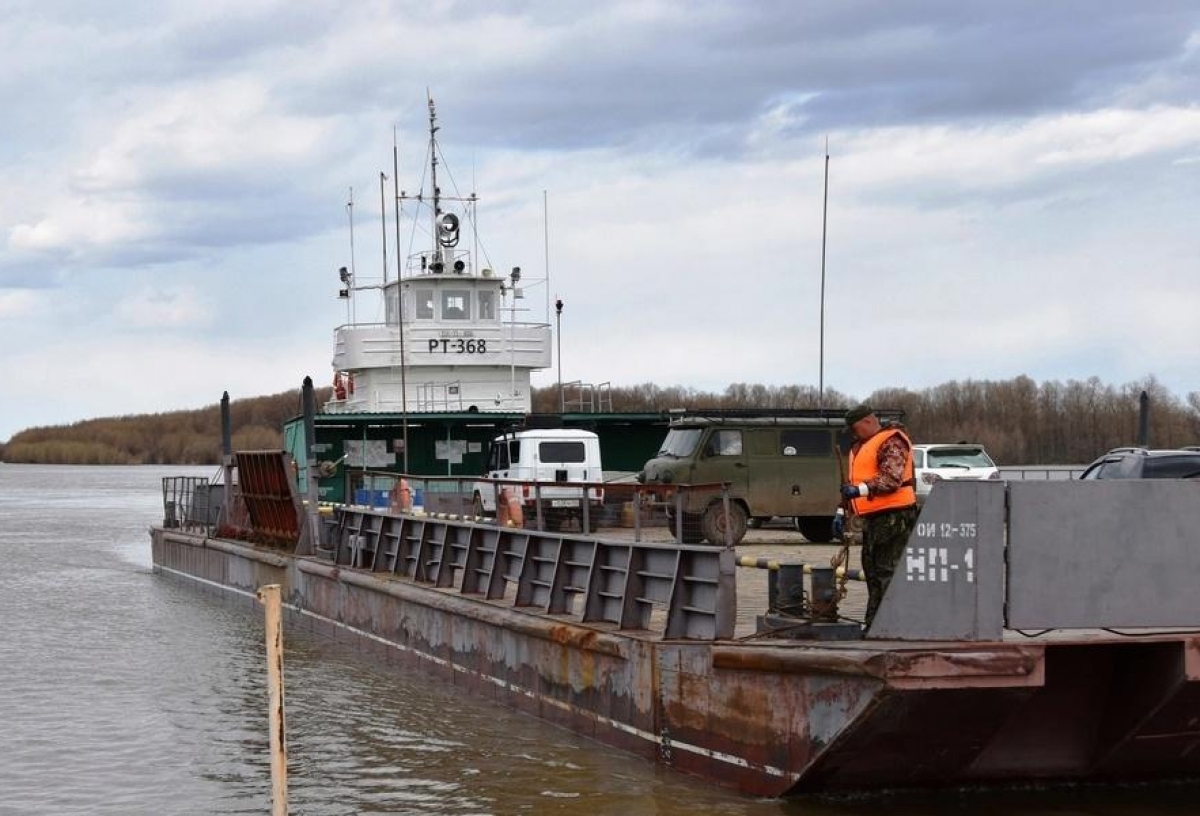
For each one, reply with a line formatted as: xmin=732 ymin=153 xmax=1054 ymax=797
xmin=428 ymin=94 xmax=442 ymax=266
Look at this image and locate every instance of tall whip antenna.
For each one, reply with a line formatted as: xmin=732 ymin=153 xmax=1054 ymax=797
xmin=347 ymin=187 xmax=356 ymax=324
xmin=394 ymin=127 xmax=409 ymax=470
xmin=544 ymin=190 xmax=550 ymax=323
xmin=818 ymin=136 xmax=830 ymax=410
xmin=428 ymin=92 xmax=441 ymax=261
xmin=379 ymin=171 xmax=389 ymax=284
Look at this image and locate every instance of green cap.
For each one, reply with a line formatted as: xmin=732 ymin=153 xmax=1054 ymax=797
xmin=844 ymin=404 xmax=874 ymax=426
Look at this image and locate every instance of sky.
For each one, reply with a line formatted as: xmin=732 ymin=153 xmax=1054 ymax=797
xmin=2 ymin=1 xmax=1199 ymax=441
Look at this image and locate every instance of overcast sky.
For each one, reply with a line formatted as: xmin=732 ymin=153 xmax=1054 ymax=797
xmin=3 ymin=1 xmax=1199 ymax=441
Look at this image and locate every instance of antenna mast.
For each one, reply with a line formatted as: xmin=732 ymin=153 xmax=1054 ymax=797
xmin=428 ymin=93 xmax=441 ymax=264
xmin=818 ymin=137 xmax=829 ymax=410
xmin=544 ymin=190 xmax=550 ymax=323
xmin=346 ymin=187 xmax=356 ymax=324
xmin=394 ymin=129 xmax=409 ymax=470
xmin=380 ymin=172 xmax=388 ymax=285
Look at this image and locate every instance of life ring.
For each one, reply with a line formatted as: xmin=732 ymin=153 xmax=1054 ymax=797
xmin=333 ymin=372 xmax=347 ymax=401
xmin=347 ymin=373 xmax=355 ymax=395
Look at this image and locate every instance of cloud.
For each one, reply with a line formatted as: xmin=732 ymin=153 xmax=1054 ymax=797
xmin=112 ymin=285 xmax=212 ymax=329
xmin=2 ymin=0 xmax=1200 ymax=443
xmin=0 ymin=289 xmax=45 ymax=319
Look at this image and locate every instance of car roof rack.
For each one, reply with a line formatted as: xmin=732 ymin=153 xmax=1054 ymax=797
xmin=665 ymin=407 xmax=907 ymax=425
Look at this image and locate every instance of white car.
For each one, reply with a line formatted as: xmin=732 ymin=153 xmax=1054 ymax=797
xmin=911 ymin=443 xmax=1000 ymax=504
xmin=473 ymin=428 xmax=604 ymax=517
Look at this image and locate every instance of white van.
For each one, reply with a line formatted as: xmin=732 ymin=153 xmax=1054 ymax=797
xmin=472 ymin=429 xmax=604 ymax=518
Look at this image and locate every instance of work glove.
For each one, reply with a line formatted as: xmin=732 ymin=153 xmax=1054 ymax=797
xmin=841 ymin=482 xmax=868 ymax=500
xmin=831 ymin=508 xmax=845 ymax=540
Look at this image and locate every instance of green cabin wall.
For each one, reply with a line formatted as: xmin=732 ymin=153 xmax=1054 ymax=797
xmin=283 ymin=411 xmax=674 ymax=504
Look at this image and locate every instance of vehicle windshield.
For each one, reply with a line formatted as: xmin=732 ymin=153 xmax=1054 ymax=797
xmin=926 ymin=447 xmax=994 ymax=469
xmin=657 ymin=428 xmax=703 ymax=458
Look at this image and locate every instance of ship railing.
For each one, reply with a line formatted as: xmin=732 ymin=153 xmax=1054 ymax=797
xmin=160 ymin=476 xmax=223 ymax=536
xmin=562 ymin=380 xmax=613 ymax=413
xmin=999 ymin=465 xmax=1085 ymax=481
xmin=341 ymin=472 xmax=765 ymax=546
xmin=332 ymin=318 xmax=552 ymax=333
xmin=414 ymin=381 xmax=464 ymax=411
xmin=326 ymin=493 xmax=737 ymax=640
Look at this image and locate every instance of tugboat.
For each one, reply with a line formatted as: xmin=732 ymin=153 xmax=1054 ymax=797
xmin=287 ymin=99 xmax=667 ymax=502
xmin=327 ymin=96 xmax=551 ymax=415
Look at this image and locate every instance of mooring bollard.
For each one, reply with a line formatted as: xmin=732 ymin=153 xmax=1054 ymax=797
xmin=808 ymin=566 xmax=839 ymax=622
xmin=777 ymin=563 xmax=805 ymax=616
xmin=256 ymin=584 xmax=288 ymax=816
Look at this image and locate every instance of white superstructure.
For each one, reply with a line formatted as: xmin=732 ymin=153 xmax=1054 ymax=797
xmin=327 ymin=98 xmax=551 ymax=414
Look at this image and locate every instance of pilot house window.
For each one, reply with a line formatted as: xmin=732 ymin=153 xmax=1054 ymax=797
xmin=442 ymin=290 xmax=470 ymax=320
xmin=415 ymin=288 xmax=434 ymax=319
xmin=478 ymin=290 xmax=496 ymax=320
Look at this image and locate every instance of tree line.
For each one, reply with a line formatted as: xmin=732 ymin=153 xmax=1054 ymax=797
xmin=533 ymin=374 xmax=1200 ymax=465
xmin=0 ymin=389 xmax=322 ymax=465
xmin=2 ymin=375 xmax=1196 ymax=466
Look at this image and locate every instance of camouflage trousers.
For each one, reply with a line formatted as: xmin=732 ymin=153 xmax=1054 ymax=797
xmin=861 ymin=506 xmax=918 ymax=629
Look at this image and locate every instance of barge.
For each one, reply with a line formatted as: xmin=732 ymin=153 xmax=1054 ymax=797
xmin=151 ymin=392 xmax=1200 ymax=796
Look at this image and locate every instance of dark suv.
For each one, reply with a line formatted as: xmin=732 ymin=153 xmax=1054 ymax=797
xmin=1079 ymin=448 xmax=1200 ymax=480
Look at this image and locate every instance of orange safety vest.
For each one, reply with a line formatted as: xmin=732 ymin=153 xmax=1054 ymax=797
xmin=847 ymin=428 xmax=916 ymax=516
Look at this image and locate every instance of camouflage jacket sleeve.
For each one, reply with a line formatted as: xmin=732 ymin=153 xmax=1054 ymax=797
xmin=868 ymin=433 xmax=911 ymax=495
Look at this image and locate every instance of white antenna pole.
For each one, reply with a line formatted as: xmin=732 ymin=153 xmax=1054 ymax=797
xmin=543 ymin=190 xmax=550 ymax=323
xmin=394 ymin=129 xmax=409 ymax=470
xmin=428 ymin=93 xmax=441 ymax=261
xmin=380 ymin=171 xmax=388 ymax=285
xmin=818 ymin=136 xmax=830 ymax=410
xmin=347 ymin=187 xmax=356 ymax=325
xmin=473 ymin=155 xmax=479 ymax=274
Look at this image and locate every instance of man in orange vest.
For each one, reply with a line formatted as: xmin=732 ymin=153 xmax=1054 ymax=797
xmin=832 ymin=404 xmax=917 ymax=629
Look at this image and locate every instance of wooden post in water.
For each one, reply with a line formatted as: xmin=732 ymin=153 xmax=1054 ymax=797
xmin=256 ymin=583 xmax=288 ymax=816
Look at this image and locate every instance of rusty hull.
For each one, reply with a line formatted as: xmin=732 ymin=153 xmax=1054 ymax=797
xmin=151 ymin=528 xmax=1200 ymax=797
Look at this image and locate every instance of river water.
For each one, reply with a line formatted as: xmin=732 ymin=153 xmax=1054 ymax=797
xmin=1 ymin=463 xmax=1196 ymax=815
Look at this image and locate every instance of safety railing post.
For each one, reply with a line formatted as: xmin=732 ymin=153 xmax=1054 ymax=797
xmin=633 ymin=486 xmax=643 ymax=543
xmin=721 ymin=483 xmax=733 ymax=549
xmin=674 ymin=488 xmax=684 ymax=545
